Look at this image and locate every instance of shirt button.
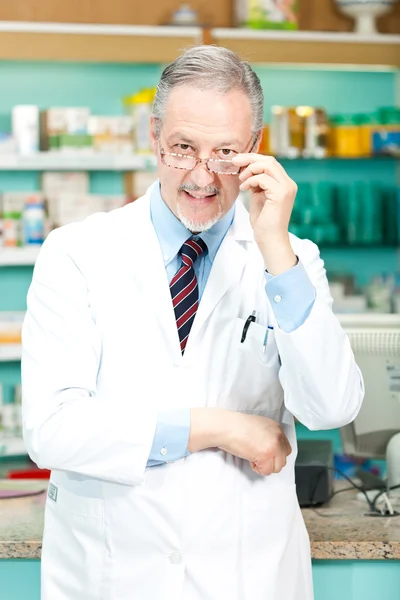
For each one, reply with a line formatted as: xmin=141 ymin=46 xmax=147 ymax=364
xmin=169 ymin=551 xmax=183 ymax=565
xmin=273 ymin=295 xmax=282 ymax=303
xmin=160 ymin=446 xmax=168 ymax=456
xmin=163 ymin=255 xmax=169 ymax=262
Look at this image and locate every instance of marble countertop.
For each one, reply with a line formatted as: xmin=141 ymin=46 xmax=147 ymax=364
xmin=1 ymin=479 xmax=400 ymax=560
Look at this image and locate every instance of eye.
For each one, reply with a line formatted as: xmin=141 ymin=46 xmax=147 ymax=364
xmin=218 ymin=148 xmax=236 ymax=158
xmin=176 ymin=144 xmax=194 ymax=154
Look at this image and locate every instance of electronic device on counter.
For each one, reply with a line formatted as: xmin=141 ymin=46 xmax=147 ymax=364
xmin=295 ymin=439 xmax=334 ymax=507
xmin=338 ymin=313 xmax=400 ymax=489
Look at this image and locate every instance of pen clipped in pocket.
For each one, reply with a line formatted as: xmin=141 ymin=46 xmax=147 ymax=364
xmin=236 ymin=317 xmax=277 ymax=366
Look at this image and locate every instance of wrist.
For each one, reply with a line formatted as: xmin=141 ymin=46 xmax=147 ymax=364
xmin=188 ymin=408 xmax=234 ymax=453
xmin=255 ymin=233 xmax=295 ymax=275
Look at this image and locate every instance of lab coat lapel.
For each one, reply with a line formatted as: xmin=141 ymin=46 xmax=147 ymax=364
xmin=123 ymin=194 xmax=182 ymax=361
xmin=189 ymin=201 xmax=254 ymax=342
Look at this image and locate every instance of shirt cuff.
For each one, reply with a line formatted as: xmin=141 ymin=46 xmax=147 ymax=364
xmin=147 ymin=408 xmax=191 ymax=467
xmin=265 ymin=259 xmax=316 ymax=333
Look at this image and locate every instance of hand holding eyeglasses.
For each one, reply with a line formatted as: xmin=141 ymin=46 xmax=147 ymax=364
xmin=232 ymin=153 xmax=298 ymax=276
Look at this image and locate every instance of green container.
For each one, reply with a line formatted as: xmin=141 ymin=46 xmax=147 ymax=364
xmin=358 ymin=181 xmax=382 ymax=245
xmin=381 ymin=185 xmax=399 ymax=246
xmin=336 ymin=183 xmax=361 ymax=245
xmin=49 ymin=133 xmax=93 ymax=151
xmin=336 ymin=182 xmax=384 ymax=246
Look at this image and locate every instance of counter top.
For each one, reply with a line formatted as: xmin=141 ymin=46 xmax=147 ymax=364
xmin=1 ymin=479 xmax=400 ymax=560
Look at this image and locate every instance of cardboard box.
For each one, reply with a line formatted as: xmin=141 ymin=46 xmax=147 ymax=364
xmin=235 ymin=0 xmax=298 ymax=30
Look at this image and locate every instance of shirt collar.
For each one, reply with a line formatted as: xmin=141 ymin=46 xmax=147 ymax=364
xmin=150 ymin=180 xmax=235 ymax=264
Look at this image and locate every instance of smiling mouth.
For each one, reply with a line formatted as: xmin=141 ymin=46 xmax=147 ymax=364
xmin=182 ymin=190 xmax=217 ymax=200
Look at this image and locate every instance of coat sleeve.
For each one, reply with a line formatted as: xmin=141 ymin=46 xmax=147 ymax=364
xmin=273 ymin=238 xmax=364 ymax=430
xmin=21 ymin=228 xmax=158 ymax=486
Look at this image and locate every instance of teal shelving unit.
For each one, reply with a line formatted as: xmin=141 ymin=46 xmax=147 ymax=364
xmin=0 ymin=57 xmax=398 ymax=430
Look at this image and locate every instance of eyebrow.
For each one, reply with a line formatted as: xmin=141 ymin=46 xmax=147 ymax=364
xmin=167 ymin=134 xmax=241 ymax=148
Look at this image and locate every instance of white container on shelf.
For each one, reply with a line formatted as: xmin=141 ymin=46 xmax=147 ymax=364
xmin=335 ymin=0 xmax=399 ymax=34
xmin=12 ymin=105 xmax=39 ymax=155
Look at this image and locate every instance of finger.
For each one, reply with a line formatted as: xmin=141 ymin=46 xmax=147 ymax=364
xmin=238 ymin=159 xmax=287 ymax=185
xmin=273 ymin=454 xmax=287 ymax=473
xmin=286 ymin=439 xmax=292 ymax=456
xmin=255 ymin=457 xmax=275 ymax=476
xmin=233 ymin=153 xmax=289 ymax=181
xmin=239 ymin=174 xmax=280 ymax=194
xmin=281 ymin=435 xmax=292 ymax=457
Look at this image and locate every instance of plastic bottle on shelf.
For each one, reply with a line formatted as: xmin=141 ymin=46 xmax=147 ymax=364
xmin=3 ymin=211 xmax=22 ymax=247
xmin=366 ymin=274 xmax=393 ymax=313
xmin=0 ymin=382 xmax=3 ymax=434
xmin=353 ymin=112 xmax=376 ymax=157
xmin=259 ymin=124 xmax=270 ymax=155
xmin=393 ymin=274 xmax=400 ymax=314
xmin=13 ymin=384 xmax=22 ymax=438
xmin=373 ymin=107 xmax=400 ymax=156
xmin=331 ymin=114 xmax=361 ymax=158
xmin=2 ymin=400 xmax=17 ymax=438
xmin=124 ymin=88 xmax=156 ymax=154
xmin=23 ymin=196 xmax=45 ymax=245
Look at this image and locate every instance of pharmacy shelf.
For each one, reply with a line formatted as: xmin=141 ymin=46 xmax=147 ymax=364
xmin=0 ymin=22 xmax=399 ymax=66
xmin=0 ymin=345 xmax=22 ymax=361
xmin=0 ymin=22 xmax=202 ymax=63
xmin=211 ymin=28 xmax=400 ymax=68
xmin=0 ymin=436 xmax=27 ymax=457
xmin=0 ymin=152 xmax=157 ymax=171
xmin=0 ymin=246 xmax=41 ymax=266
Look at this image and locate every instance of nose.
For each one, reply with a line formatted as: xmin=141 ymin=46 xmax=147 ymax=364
xmin=189 ymin=159 xmax=216 ymax=188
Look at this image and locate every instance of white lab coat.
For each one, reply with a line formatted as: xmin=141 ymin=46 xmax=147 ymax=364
xmin=21 ymin=182 xmax=363 ymax=600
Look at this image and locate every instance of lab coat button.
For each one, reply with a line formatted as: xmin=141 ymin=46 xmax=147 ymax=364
xmin=169 ymin=551 xmax=183 ymax=565
xmin=273 ymin=294 xmax=282 ymax=303
xmin=160 ymin=446 xmax=168 ymax=456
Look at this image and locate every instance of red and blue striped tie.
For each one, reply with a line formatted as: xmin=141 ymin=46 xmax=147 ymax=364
xmin=170 ymin=237 xmax=207 ymax=354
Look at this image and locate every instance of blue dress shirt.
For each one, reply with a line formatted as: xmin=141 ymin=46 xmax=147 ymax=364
xmin=147 ymin=182 xmax=316 ymax=467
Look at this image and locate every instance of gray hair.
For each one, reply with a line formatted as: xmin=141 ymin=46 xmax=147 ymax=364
xmin=152 ymin=45 xmax=264 ymax=139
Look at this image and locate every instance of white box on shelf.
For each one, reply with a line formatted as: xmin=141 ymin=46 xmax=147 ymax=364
xmin=65 ymin=108 xmax=91 ymax=134
xmin=55 ymin=193 xmax=105 ymax=227
xmin=102 ymin=195 xmax=127 ymax=212
xmin=42 ymin=171 xmax=89 ymax=229
xmin=0 ymin=436 xmax=27 ymax=457
xmin=0 ymin=312 xmax=24 ymax=353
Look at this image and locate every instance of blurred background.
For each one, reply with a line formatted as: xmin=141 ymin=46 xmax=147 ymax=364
xmin=0 ymin=2 xmax=399 ymax=597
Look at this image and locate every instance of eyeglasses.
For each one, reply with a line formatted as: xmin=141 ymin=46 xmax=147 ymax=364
xmin=160 ymin=149 xmax=241 ymax=175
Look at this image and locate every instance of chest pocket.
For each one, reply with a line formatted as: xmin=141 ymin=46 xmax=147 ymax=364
xmin=221 ymin=317 xmax=283 ymax=415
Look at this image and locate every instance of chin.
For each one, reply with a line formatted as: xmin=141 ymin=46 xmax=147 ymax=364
xmin=178 ymin=208 xmax=222 ymax=233
xmin=177 ymin=199 xmax=223 ymax=233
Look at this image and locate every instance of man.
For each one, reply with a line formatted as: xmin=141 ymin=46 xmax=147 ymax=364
xmin=22 ymin=46 xmax=364 ymax=600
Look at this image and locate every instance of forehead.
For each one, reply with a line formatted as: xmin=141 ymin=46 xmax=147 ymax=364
xmin=162 ymin=84 xmax=253 ymax=145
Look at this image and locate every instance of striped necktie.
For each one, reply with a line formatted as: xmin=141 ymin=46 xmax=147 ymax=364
xmin=170 ymin=237 xmax=207 ymax=354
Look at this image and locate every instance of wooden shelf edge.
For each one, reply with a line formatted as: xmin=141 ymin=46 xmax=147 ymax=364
xmin=212 ymin=28 xmax=400 ymax=44
xmin=0 ymin=21 xmax=203 ymax=37
xmin=0 ymin=23 xmax=398 ymax=65
xmin=0 ymin=30 xmax=202 ymax=63
xmin=211 ymin=36 xmax=400 ymax=67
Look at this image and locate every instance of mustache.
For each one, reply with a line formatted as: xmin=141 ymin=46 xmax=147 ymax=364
xmin=179 ymin=182 xmax=219 ymax=196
